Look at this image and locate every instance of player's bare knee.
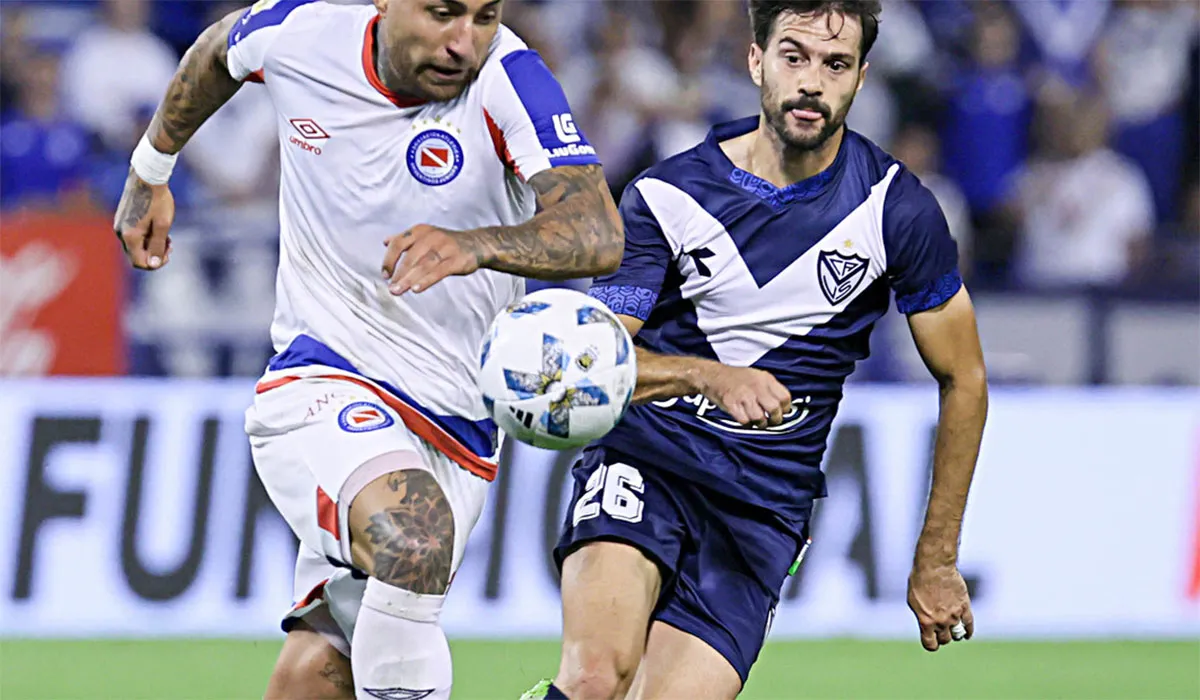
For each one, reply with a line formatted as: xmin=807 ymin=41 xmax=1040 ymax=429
xmin=348 ymin=468 xmax=455 ymax=594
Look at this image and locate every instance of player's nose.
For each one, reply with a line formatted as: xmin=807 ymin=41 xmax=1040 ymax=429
xmin=795 ymin=64 xmax=823 ymax=96
xmin=443 ymin=21 xmax=478 ymax=66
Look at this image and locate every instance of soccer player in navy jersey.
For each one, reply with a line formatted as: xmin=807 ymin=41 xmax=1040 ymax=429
xmin=523 ymin=2 xmax=988 ymax=699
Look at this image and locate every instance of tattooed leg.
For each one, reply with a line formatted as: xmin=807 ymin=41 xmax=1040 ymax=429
xmin=347 ymin=468 xmax=455 ymax=593
xmin=346 ymin=464 xmax=457 ymax=699
xmin=264 ymin=618 xmax=354 ymax=700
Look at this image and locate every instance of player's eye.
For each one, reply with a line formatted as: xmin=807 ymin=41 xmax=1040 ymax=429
xmin=783 ymin=53 xmax=802 ymax=65
xmin=475 ymin=9 xmax=498 ymax=24
xmin=430 ymin=7 xmax=454 ymax=20
xmin=827 ymin=60 xmax=849 ymax=72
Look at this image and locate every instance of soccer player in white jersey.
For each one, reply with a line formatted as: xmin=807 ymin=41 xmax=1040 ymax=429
xmin=525 ymin=1 xmax=988 ymax=699
xmin=111 ymin=0 xmax=621 ymax=698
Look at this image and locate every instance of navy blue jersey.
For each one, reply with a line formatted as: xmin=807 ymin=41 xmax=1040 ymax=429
xmin=588 ymin=117 xmax=961 ymax=528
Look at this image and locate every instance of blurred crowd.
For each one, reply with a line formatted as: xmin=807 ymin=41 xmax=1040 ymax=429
xmin=2 ymin=0 xmax=1198 ymax=296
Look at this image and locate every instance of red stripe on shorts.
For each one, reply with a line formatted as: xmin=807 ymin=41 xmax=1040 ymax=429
xmin=316 ymin=486 xmax=339 ymax=539
xmin=257 ymin=374 xmax=497 ymax=482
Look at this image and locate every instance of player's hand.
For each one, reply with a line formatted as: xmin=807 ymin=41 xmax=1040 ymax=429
xmin=113 ymin=169 xmax=175 ymax=270
xmin=907 ymin=562 xmax=973 ymax=652
xmin=697 ymin=364 xmax=791 ymax=428
xmin=382 ymin=224 xmax=481 ymax=295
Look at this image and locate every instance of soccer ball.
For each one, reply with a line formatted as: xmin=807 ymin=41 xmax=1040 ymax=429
xmin=477 ymin=288 xmax=637 ymax=450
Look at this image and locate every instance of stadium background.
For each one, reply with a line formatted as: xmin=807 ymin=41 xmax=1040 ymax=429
xmin=1 ymin=0 xmax=1198 ymax=698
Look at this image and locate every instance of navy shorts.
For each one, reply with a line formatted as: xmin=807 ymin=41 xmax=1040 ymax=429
xmin=554 ymin=446 xmax=808 ymax=683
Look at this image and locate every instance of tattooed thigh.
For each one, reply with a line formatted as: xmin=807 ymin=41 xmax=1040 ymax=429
xmin=347 ymin=469 xmax=455 ymax=594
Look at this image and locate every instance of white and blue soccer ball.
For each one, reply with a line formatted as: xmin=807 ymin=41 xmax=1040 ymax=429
xmin=477 ymin=288 xmax=637 ymax=450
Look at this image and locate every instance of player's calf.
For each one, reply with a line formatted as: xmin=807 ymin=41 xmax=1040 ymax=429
xmin=347 ymin=463 xmax=457 ymax=700
xmin=265 ymin=618 xmax=355 ymax=700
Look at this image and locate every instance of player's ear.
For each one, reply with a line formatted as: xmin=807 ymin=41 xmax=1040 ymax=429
xmin=856 ymin=61 xmax=869 ymax=95
xmin=748 ymin=42 xmax=763 ymax=87
xmin=373 ymin=0 xmax=388 ymax=14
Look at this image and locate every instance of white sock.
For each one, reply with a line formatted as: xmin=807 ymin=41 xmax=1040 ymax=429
xmin=352 ymin=578 xmax=452 ymax=700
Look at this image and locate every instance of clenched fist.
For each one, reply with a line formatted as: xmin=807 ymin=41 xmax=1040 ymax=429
xmin=908 ymin=562 xmax=974 ymax=651
xmin=696 ymin=364 xmax=792 ymax=427
xmin=113 ymin=169 xmax=175 ymax=270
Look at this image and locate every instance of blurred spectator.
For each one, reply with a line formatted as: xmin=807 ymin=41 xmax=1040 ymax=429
xmin=1095 ymin=0 xmax=1198 ymax=225
xmin=615 ymin=8 xmax=713 ymax=160
xmin=59 ymin=0 xmax=177 ymax=150
xmin=890 ymin=123 xmax=974 ymax=279
xmin=556 ymin=8 xmax=647 ymax=185
xmin=0 ymin=49 xmax=91 ymax=211
xmin=180 ymin=2 xmax=278 ymax=208
xmin=0 ymin=7 xmax=31 ymax=113
xmin=1186 ymin=29 xmax=1200 ymax=195
xmin=915 ymin=0 xmax=978 ymax=53
xmin=1007 ymin=88 xmax=1153 ymax=288
xmin=1011 ymin=0 xmax=1110 ymax=85
xmin=87 ymin=103 xmax=199 ymax=212
xmin=851 ymin=0 xmax=939 ymax=140
xmin=941 ymin=2 xmax=1029 ymax=271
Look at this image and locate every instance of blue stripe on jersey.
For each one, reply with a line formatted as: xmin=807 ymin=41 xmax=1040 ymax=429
xmin=268 ymin=334 xmax=498 ymax=458
xmin=227 ymin=0 xmax=316 ymax=51
xmin=588 ymin=285 xmax=657 ymax=321
xmin=499 ymin=50 xmax=600 ymax=168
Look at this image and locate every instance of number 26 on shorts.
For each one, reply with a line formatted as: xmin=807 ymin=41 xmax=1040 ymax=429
xmin=572 ymin=463 xmax=645 ymax=526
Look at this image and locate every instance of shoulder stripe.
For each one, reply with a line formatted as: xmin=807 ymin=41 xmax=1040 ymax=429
xmin=227 ymin=0 xmax=317 ymax=51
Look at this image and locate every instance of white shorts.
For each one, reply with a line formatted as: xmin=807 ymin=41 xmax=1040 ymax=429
xmin=244 ymin=366 xmax=493 ymax=652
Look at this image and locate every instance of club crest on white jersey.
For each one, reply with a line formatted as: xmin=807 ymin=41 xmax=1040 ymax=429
xmin=407 ymin=127 xmax=464 ymax=186
xmin=223 ymin=1 xmax=601 ymax=470
xmin=337 ymin=402 xmax=394 ymax=433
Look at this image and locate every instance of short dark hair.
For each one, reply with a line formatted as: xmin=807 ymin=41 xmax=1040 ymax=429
xmin=750 ymin=0 xmax=882 ymax=60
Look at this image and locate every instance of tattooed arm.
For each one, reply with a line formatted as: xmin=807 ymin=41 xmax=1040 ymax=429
xmin=468 ymin=164 xmax=623 ymax=278
xmin=382 ymin=164 xmax=623 ymax=294
xmin=113 ymin=9 xmax=244 ymax=269
xmin=146 ymin=10 xmax=244 ymax=154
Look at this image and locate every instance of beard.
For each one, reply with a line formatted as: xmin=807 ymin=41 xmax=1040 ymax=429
xmin=762 ymin=87 xmax=855 ymax=152
xmin=379 ymin=40 xmax=479 ymax=102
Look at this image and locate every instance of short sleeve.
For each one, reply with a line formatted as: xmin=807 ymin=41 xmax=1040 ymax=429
xmin=587 ymin=180 xmax=672 ymax=322
xmin=226 ymin=0 xmax=317 ymax=82
xmin=481 ymin=39 xmax=599 ymax=181
xmin=883 ymin=168 xmax=963 ymax=315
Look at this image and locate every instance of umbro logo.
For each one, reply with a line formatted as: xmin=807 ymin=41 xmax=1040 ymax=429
xmin=288 ymin=118 xmax=329 ymax=156
xmin=363 ymin=688 xmax=434 ymax=700
xmin=290 ymin=118 xmax=330 ymax=140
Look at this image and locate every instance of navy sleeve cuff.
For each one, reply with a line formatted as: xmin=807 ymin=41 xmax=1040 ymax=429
xmin=896 ymin=270 xmax=962 ymax=315
xmin=588 ymin=285 xmax=658 ymax=321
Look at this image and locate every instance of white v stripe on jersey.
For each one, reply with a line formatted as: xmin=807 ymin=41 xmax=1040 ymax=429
xmin=634 ymin=165 xmax=900 ymax=366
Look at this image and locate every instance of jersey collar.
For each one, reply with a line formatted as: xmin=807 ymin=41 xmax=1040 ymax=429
xmin=706 ymin=116 xmax=846 ymax=208
xmin=362 ymin=15 xmax=427 ymax=109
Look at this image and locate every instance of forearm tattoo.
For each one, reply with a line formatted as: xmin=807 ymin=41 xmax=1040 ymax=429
xmin=113 ymin=170 xmax=154 ymax=243
xmin=467 ymin=165 xmax=623 ymax=279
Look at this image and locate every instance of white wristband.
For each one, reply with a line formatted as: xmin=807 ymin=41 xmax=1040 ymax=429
xmin=130 ymin=134 xmax=177 ymax=185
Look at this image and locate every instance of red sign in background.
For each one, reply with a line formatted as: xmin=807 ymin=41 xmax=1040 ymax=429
xmin=1 ymin=209 xmax=125 ymax=376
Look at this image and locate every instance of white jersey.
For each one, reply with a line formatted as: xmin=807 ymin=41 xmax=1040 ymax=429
xmin=226 ymin=0 xmax=598 ymax=475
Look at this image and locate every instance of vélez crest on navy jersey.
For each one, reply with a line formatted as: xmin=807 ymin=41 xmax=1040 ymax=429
xmin=588 ymin=117 xmax=962 ymax=527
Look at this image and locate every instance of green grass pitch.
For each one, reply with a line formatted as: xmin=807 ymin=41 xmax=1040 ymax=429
xmin=1 ymin=639 xmax=1196 ymax=699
